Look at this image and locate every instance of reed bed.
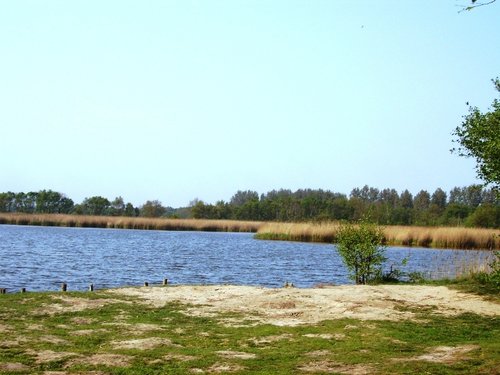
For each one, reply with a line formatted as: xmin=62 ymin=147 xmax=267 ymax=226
xmin=0 ymin=213 xmax=264 ymax=233
xmin=255 ymin=222 xmax=500 ymax=250
xmin=1 ymin=213 xmax=498 ymax=250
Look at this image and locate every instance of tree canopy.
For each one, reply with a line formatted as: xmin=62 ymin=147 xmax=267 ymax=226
xmin=453 ymin=78 xmax=500 ymax=191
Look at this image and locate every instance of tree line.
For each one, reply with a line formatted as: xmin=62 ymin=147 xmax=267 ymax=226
xmin=0 ymin=191 xmax=173 ymax=218
xmin=2 ymin=185 xmax=497 ymax=228
xmin=191 ymin=186 xmax=499 ymax=228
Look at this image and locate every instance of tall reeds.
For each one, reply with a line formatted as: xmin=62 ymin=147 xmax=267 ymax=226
xmin=255 ymin=222 xmax=499 ymax=250
xmin=1 ymin=213 xmax=498 ymax=250
xmin=0 ymin=213 xmax=263 ymax=233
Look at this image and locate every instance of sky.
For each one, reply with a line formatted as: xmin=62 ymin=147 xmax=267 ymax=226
xmin=1 ymin=1 xmax=499 ymax=208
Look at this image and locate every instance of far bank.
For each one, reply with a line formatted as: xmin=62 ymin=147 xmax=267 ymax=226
xmin=0 ymin=213 xmax=498 ymax=250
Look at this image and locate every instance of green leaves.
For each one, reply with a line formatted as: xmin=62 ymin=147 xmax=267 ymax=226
xmin=453 ymin=78 xmax=500 ymax=191
xmin=335 ymin=220 xmax=386 ymax=284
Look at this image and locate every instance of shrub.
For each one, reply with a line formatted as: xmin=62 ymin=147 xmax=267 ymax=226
xmin=335 ymin=220 xmax=386 ymax=284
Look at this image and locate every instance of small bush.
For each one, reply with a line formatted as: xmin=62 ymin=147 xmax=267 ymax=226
xmin=335 ymin=220 xmax=386 ymax=284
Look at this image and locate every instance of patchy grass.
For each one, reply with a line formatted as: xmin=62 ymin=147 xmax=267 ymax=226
xmin=0 ymin=287 xmax=499 ymax=374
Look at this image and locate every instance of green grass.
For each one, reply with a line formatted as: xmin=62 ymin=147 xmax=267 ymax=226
xmin=413 ymin=274 xmax=500 ymax=303
xmin=1 ymin=288 xmax=499 ymax=374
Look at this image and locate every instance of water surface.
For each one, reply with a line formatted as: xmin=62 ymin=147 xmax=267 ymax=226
xmin=0 ymin=225 xmax=492 ymax=292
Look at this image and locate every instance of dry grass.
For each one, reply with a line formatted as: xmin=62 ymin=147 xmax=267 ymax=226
xmin=1 ymin=213 xmax=498 ymax=250
xmin=256 ymin=222 xmax=500 ymax=250
xmin=0 ymin=213 xmax=263 ymax=233
xmin=383 ymin=225 xmax=499 ymax=250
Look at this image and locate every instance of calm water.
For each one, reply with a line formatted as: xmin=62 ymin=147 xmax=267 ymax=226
xmin=0 ymin=225 xmax=493 ymax=292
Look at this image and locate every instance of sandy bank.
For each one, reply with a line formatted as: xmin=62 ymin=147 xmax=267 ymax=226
xmin=110 ymin=285 xmax=500 ymax=326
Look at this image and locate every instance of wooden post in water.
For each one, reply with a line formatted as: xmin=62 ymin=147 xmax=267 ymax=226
xmin=89 ymin=284 xmax=94 ymax=292
xmin=163 ymin=278 xmax=168 ymax=286
xmin=61 ymin=283 xmax=67 ymax=292
xmin=144 ymin=282 xmax=149 ymax=287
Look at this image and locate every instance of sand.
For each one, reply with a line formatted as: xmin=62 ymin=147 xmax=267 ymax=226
xmin=110 ymin=284 xmax=500 ymax=326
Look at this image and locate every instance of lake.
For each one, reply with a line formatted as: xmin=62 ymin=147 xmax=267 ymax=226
xmin=0 ymin=225 xmax=493 ymax=292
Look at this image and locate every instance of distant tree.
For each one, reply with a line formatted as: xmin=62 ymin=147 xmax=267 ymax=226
xmin=230 ymin=190 xmax=259 ymax=207
xmin=140 ymin=200 xmax=166 ymax=218
xmin=214 ymin=200 xmax=232 ymax=219
xmin=191 ymin=200 xmax=217 ymax=219
xmin=452 ymin=78 xmax=500 ymax=191
xmin=80 ymin=196 xmax=111 ymax=216
xmin=351 ymin=185 xmax=379 ymax=202
xmin=0 ymin=192 xmax=15 ymax=212
xmin=36 ymin=190 xmax=74 ymax=214
xmin=413 ymin=190 xmax=431 ymax=211
xmin=335 ymin=220 xmax=386 ymax=285
xmin=109 ymin=196 xmax=125 ymax=216
xmin=431 ymin=188 xmax=447 ymax=209
xmin=14 ymin=192 xmax=37 ymax=213
xmin=413 ymin=190 xmax=431 ymax=225
xmin=466 ymin=204 xmax=500 ymax=228
xmin=399 ymin=190 xmax=414 ymax=209
xmin=124 ymin=203 xmax=136 ymax=217
xmin=327 ymin=195 xmax=351 ymax=221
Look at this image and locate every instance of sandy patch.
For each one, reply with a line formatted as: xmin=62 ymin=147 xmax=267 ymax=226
xmin=207 ymin=362 xmax=245 ymax=373
xmin=306 ymin=350 xmax=331 ymax=357
xmin=0 ymin=323 xmax=12 ymax=333
xmin=303 ymin=333 xmax=345 ymax=340
xmin=250 ymin=333 xmax=293 ymax=345
xmin=26 ymin=323 xmax=44 ymax=331
xmin=65 ymin=354 xmax=132 ymax=368
xmin=26 ymin=349 xmax=77 ymax=363
xmin=72 ymin=328 xmax=108 ymax=336
xmin=70 ymin=317 xmax=97 ymax=325
xmin=130 ymin=323 xmax=165 ymax=333
xmin=1 ymin=336 xmax=30 ymax=347
xmin=394 ymin=345 xmax=480 ymax=364
xmin=0 ymin=362 xmax=30 ymax=372
xmin=344 ymin=324 xmax=359 ymax=330
xmin=163 ymin=353 xmax=197 ymax=362
xmin=39 ymin=335 xmax=69 ymax=345
xmin=38 ymin=296 xmax=126 ymax=315
xmin=216 ymin=350 xmax=257 ymax=360
xmin=101 ymin=322 xmax=164 ymax=335
xmin=109 ymin=285 xmax=500 ymax=326
xmin=298 ymin=360 xmax=373 ymax=374
xmin=111 ymin=337 xmax=180 ymax=350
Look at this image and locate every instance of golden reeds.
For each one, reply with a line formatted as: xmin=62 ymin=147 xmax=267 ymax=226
xmin=255 ymin=222 xmax=500 ymax=250
xmin=0 ymin=213 xmax=264 ymax=233
xmin=1 ymin=213 xmax=498 ymax=250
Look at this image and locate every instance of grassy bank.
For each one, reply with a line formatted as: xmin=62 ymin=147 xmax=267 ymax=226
xmin=0 ymin=213 xmax=263 ymax=233
xmin=255 ymin=222 xmax=500 ymax=250
xmin=0 ymin=286 xmax=498 ymax=374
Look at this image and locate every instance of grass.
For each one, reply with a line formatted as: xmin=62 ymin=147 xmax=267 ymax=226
xmin=256 ymin=222 xmax=500 ymax=250
xmin=0 ymin=287 xmax=499 ymax=374
xmin=1 ymin=213 xmax=499 ymax=250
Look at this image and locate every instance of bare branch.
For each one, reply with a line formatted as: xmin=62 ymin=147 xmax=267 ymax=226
xmin=458 ymin=0 xmax=497 ymax=13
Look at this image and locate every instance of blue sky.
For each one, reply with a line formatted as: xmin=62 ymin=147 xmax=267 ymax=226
xmin=1 ymin=1 xmax=499 ymax=208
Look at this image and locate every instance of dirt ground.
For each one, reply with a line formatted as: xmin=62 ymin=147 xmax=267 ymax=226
xmin=110 ymin=284 xmax=500 ymax=326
